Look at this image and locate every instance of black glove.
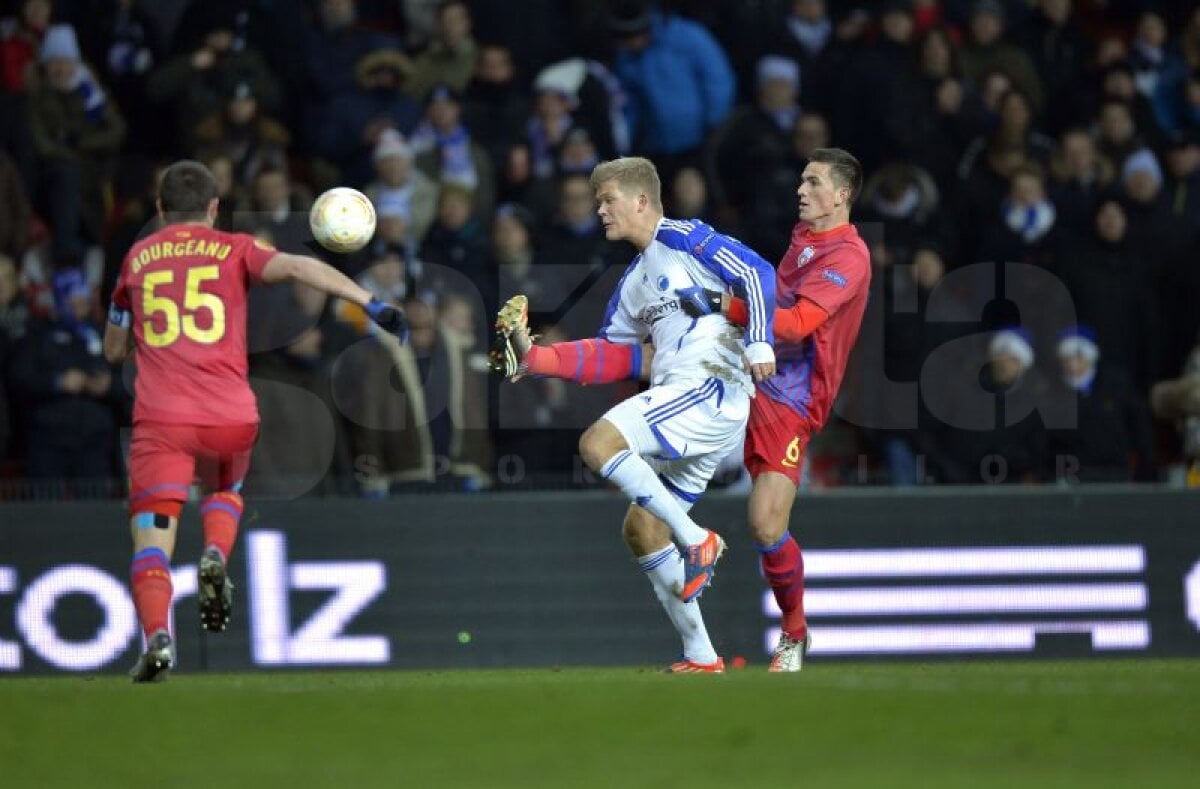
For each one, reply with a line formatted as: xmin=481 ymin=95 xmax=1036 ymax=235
xmin=365 ymin=298 xmax=409 ymax=343
xmin=675 ymin=286 xmax=723 ymax=319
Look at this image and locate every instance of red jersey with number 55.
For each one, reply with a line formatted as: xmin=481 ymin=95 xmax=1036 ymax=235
xmin=112 ymin=224 xmax=277 ymax=426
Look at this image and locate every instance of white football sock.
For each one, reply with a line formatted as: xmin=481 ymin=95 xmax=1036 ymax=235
xmin=600 ymin=450 xmax=709 ymax=545
xmin=637 ymin=545 xmax=718 ymax=664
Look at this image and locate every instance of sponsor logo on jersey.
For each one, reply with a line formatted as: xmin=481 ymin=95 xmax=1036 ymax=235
xmin=640 ymin=299 xmax=680 ymax=325
xmin=822 ymin=269 xmax=847 ymax=288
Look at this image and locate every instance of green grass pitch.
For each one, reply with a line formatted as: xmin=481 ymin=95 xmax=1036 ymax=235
xmin=4 ymin=660 xmax=1198 ymax=788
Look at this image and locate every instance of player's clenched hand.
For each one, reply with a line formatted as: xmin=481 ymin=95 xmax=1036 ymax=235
xmin=365 ymin=298 xmax=409 ymax=343
xmin=675 ymin=287 xmax=726 ymax=318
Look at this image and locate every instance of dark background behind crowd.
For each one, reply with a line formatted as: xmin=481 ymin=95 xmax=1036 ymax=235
xmin=2 ymin=0 xmax=1200 ymax=498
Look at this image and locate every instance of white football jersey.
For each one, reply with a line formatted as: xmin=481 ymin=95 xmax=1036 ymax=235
xmin=598 ymin=218 xmax=776 ymax=397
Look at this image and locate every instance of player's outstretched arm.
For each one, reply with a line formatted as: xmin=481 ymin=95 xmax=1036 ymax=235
xmin=260 ymin=253 xmax=408 ymax=341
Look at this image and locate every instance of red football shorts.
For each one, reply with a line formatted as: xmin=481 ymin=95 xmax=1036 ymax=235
xmin=128 ymin=421 xmax=259 ymax=513
xmin=744 ymin=393 xmax=815 ymax=485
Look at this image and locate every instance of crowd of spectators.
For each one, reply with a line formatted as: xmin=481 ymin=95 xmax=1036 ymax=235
xmin=1 ymin=0 xmax=1199 ymax=498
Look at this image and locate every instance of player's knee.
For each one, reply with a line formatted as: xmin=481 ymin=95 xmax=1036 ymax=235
xmin=579 ymin=422 xmax=622 ymax=471
xmin=747 ymin=500 xmax=789 ymax=546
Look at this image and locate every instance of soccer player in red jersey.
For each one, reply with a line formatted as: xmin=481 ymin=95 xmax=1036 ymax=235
xmin=495 ymin=149 xmax=870 ymax=672
xmin=723 ymin=148 xmax=871 ymax=671
xmin=104 ymin=161 xmax=408 ymax=682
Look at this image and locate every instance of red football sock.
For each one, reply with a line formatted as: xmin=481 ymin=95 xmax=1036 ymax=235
xmin=130 ymin=547 xmax=172 ymax=640
xmin=759 ymin=533 xmax=807 ymax=639
xmin=523 ymin=339 xmax=640 ymax=383
xmin=201 ymin=492 xmax=243 ymax=562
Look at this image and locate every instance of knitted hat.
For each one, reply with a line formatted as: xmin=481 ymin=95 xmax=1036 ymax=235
xmin=989 ymin=327 xmax=1034 ymax=369
xmin=40 ymin=24 xmax=81 ymax=62
xmin=374 ymin=129 xmax=413 ymax=162
xmin=1057 ymin=326 xmax=1100 ymax=362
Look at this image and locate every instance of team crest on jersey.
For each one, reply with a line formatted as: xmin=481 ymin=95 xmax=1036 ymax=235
xmin=656 ymin=275 xmax=669 ymax=291
xmin=798 ymin=246 xmax=815 ymax=267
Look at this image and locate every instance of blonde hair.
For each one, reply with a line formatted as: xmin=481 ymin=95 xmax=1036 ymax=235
xmin=589 ymin=157 xmax=663 ymax=211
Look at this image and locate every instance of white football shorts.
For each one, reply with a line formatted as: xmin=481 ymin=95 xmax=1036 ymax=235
xmin=601 ymin=377 xmax=749 ymax=509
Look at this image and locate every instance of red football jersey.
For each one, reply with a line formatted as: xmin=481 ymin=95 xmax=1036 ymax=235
xmin=758 ymin=221 xmax=871 ymax=431
xmin=112 ymin=224 xmax=277 ymax=426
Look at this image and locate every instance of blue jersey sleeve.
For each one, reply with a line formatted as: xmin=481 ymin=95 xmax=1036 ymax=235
xmin=656 ymin=220 xmax=775 ymax=347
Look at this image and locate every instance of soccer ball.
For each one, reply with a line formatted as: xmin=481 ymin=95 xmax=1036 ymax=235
xmin=309 ymin=187 xmax=377 ymax=254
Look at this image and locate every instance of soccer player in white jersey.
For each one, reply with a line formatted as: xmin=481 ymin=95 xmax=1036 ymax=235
xmin=492 ymin=157 xmax=775 ymax=672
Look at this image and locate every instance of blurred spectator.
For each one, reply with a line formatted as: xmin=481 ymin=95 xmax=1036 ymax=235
xmin=338 ymin=294 xmax=491 ymax=494
xmin=0 ymin=253 xmax=29 ymax=346
xmin=1096 ymin=60 xmax=1162 ymax=148
xmin=193 ymin=79 xmax=289 ymax=185
xmin=365 ymin=129 xmax=439 ymax=245
xmin=310 ymin=48 xmax=421 ymax=188
xmin=492 ymin=201 xmax=563 ymax=318
xmin=1016 ymin=0 xmax=1091 ymax=135
xmin=857 ymin=161 xmax=952 ymax=268
xmin=540 ymin=173 xmax=617 ymax=334
xmin=527 ymin=60 xmax=583 ymax=180
xmin=464 ymin=0 xmax=573 ymax=80
xmin=419 ymin=184 xmax=488 ymax=294
xmin=305 ymin=0 xmax=399 ymax=102
xmin=7 ymin=266 xmax=120 ymax=482
xmin=404 ymin=0 xmax=478 ymax=102
xmin=765 ymin=0 xmax=848 ymax=118
xmin=707 ymin=55 xmax=800 ymax=228
xmin=668 ymin=166 xmax=713 ymax=221
xmin=924 ymin=328 xmax=1052 ymax=484
xmin=146 ymin=7 xmax=280 ymax=143
xmin=959 ymin=0 xmax=1044 ymax=111
xmin=1128 ymin=10 xmax=1182 ymax=103
xmin=1150 ymin=338 xmax=1200 ymax=480
xmin=1058 ymin=197 xmax=1155 ymax=389
xmin=1095 ymin=98 xmax=1142 ymax=168
xmin=1163 ymin=131 xmax=1200 ymax=227
xmin=978 ymin=164 xmax=1061 ymax=270
xmin=956 ymin=140 xmax=1028 ymax=262
xmin=608 ymin=0 xmax=735 ymax=166
xmin=886 ymin=25 xmax=983 ymax=190
xmin=557 ymin=127 xmax=600 ymax=176
xmin=837 ymin=0 xmax=917 ymax=174
xmin=1046 ymin=126 xmax=1113 ymax=238
xmin=240 ymin=163 xmax=311 ymax=252
xmin=735 ymin=109 xmax=831 ymax=262
xmin=198 ymin=146 xmax=243 ymax=229
xmin=461 ymin=42 xmax=529 ymax=173
xmin=29 ymin=24 xmax=125 ymax=245
xmin=0 ymin=0 xmax=51 ymax=93
xmin=1153 ymin=65 xmax=1200 ymax=138
xmin=1049 ymin=326 xmax=1154 ymax=482
xmin=248 ymin=324 xmax=354 ymax=496
xmin=0 ymin=148 xmax=31 ymax=256
xmin=103 ymin=154 xmax=161 ymax=294
xmin=957 ymin=88 xmax=1054 ymax=184
xmin=238 ymin=163 xmax=321 ymax=355
xmin=76 ymin=0 xmax=161 ymax=153
xmin=411 ymin=84 xmax=494 ymax=216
